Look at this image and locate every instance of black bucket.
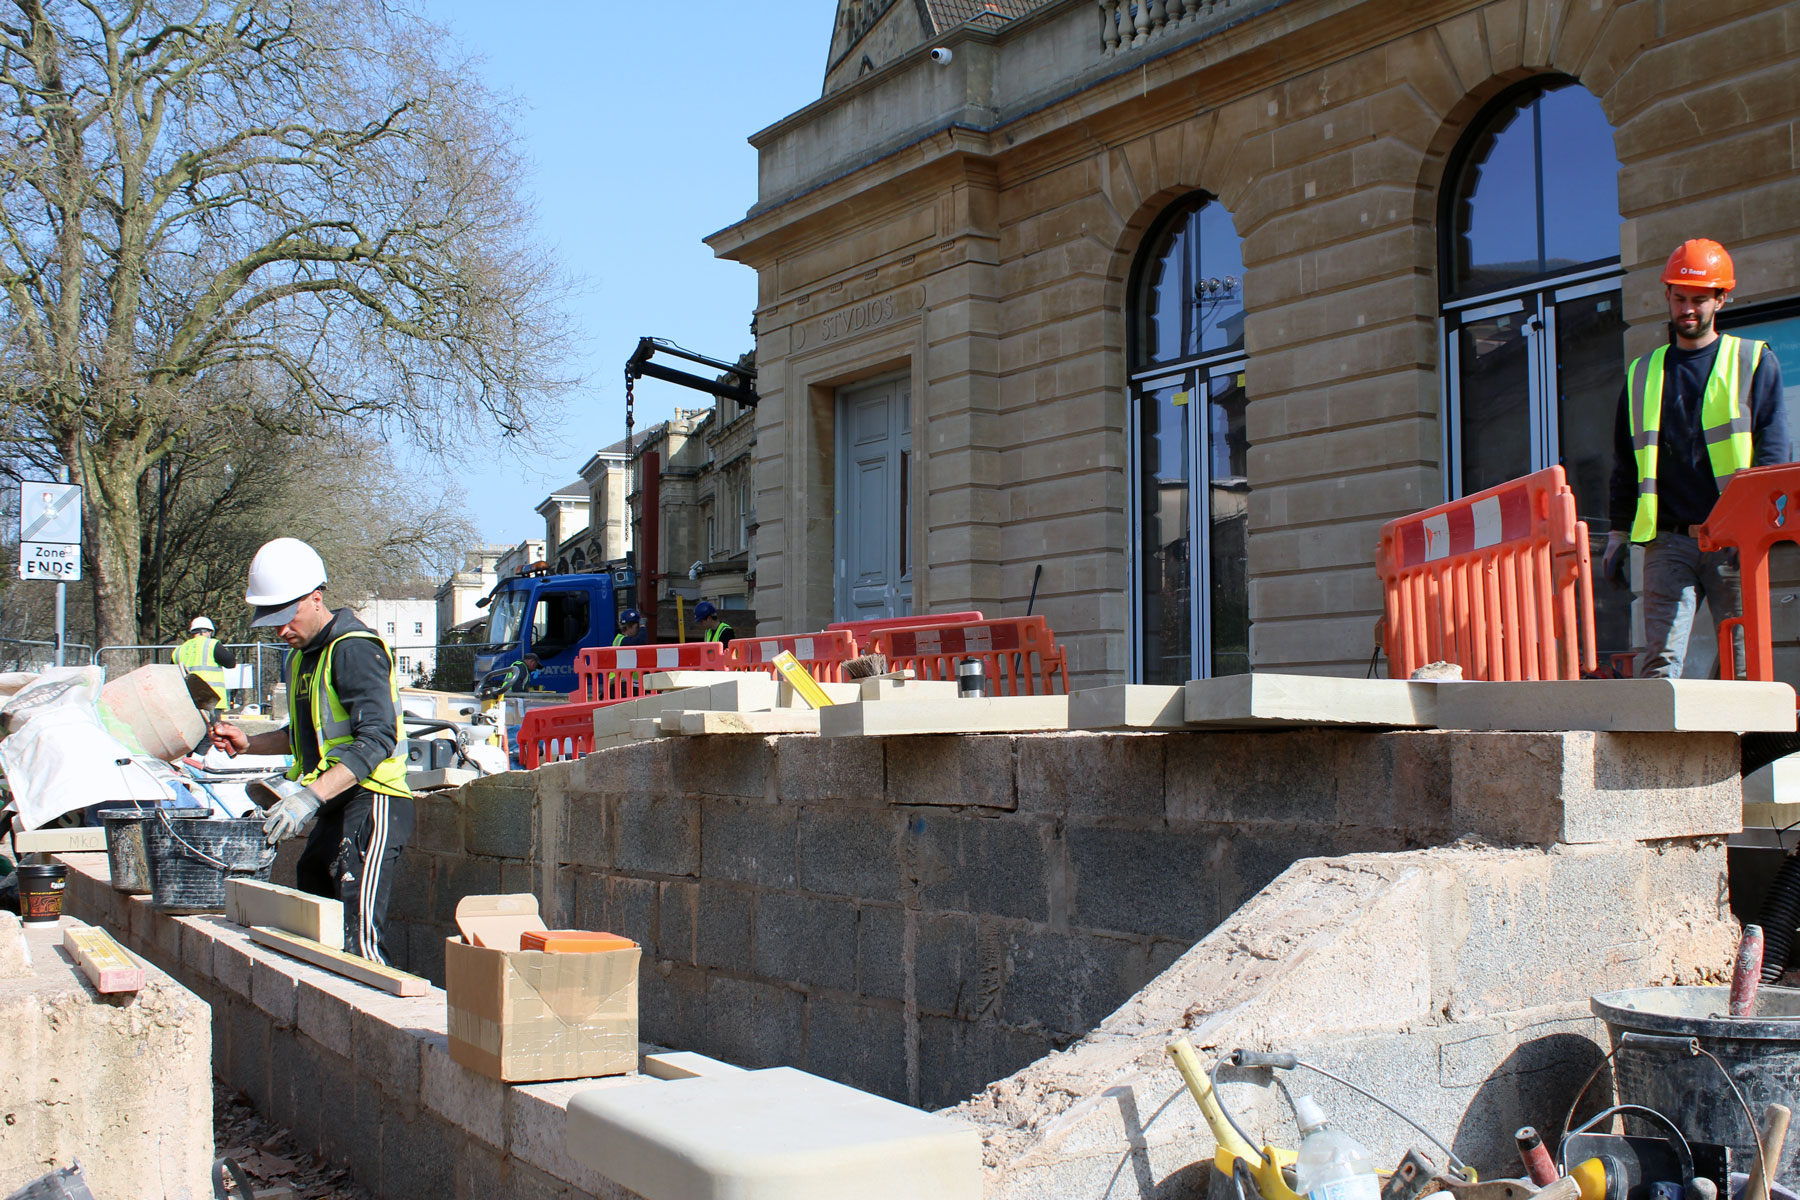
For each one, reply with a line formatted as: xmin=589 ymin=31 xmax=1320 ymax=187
xmin=16 ymin=862 xmax=66 ymax=924
xmin=141 ymin=812 xmax=276 ymax=914
xmin=1593 ymin=986 xmax=1800 ymax=1190
xmin=100 ymin=806 xmax=209 ymax=894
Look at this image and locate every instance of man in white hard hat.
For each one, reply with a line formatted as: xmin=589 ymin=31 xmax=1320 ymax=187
xmin=173 ymin=615 xmax=236 ymax=712
xmin=208 ymin=537 xmax=414 ymax=963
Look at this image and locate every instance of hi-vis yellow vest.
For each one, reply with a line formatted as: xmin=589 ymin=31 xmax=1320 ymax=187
xmin=286 ymin=630 xmax=411 ymax=798
xmin=174 ymin=636 xmax=225 ymax=694
xmin=1627 ymin=334 xmax=1765 ymax=542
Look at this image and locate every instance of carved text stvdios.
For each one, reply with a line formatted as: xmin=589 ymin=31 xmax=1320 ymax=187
xmin=794 ymin=294 xmax=902 ymax=349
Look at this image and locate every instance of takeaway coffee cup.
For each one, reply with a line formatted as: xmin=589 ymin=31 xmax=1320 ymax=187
xmin=17 ymin=862 xmax=67 ymax=924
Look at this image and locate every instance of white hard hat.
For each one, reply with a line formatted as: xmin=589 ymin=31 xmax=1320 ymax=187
xmin=188 ymin=616 xmax=215 ymax=633
xmin=246 ymin=537 xmax=327 ymax=628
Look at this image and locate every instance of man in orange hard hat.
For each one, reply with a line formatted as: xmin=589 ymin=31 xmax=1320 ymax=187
xmin=1603 ymin=239 xmax=1788 ymax=678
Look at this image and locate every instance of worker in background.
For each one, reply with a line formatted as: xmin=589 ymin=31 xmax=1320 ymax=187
xmin=174 ymin=616 xmax=236 ymax=712
xmin=207 ymin=538 xmax=413 ymax=963
xmin=1603 ymin=238 xmax=1788 ymax=680
xmin=614 ymin=608 xmax=647 ymax=646
xmin=695 ymin=600 xmax=733 ymax=648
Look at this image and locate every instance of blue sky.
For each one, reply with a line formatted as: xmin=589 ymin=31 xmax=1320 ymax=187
xmin=417 ymin=1 xmax=841 ymax=545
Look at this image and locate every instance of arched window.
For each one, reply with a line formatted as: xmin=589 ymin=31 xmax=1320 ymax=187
xmin=1440 ymin=77 xmax=1628 ymax=652
xmin=1128 ymin=193 xmax=1249 ymax=684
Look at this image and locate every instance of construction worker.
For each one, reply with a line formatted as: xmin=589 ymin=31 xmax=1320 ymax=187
xmin=173 ymin=616 xmax=236 ymax=711
xmin=207 ymin=538 xmax=413 ymax=963
xmin=695 ymin=600 xmax=733 ymax=648
xmin=1603 ymin=239 xmax=1788 ymax=679
xmin=614 ymin=608 xmax=647 ymax=647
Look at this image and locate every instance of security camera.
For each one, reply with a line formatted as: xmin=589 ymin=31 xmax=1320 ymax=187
xmin=930 ymin=46 xmax=953 ymax=65
xmin=688 ymin=560 xmax=704 ymax=580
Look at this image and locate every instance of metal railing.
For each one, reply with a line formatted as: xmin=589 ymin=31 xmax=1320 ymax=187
xmin=0 ymin=636 xmax=94 ymax=672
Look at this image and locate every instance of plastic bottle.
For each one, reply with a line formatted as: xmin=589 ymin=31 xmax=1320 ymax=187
xmin=1290 ymin=1095 xmax=1381 ymax=1200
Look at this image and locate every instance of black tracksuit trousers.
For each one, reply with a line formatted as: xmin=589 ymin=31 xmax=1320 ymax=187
xmin=295 ymin=786 xmax=414 ymax=964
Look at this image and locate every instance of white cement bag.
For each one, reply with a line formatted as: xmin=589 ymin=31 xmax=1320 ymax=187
xmin=2 ymin=705 xmax=172 ymax=829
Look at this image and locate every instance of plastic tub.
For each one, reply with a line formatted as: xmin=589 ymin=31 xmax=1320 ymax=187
xmin=1593 ymin=986 xmax=1800 ymax=1189
xmin=141 ymin=813 xmax=275 ymax=914
xmin=17 ymin=862 xmax=66 ymax=924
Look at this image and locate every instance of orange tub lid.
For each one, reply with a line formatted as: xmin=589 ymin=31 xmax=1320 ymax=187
xmin=519 ymin=929 xmax=638 ymax=953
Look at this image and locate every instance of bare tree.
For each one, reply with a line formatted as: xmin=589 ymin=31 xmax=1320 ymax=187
xmin=0 ymin=0 xmax=573 ymax=648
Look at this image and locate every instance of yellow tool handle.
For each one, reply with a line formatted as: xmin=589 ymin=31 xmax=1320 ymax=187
xmin=1167 ymin=1038 xmax=1264 ymax=1170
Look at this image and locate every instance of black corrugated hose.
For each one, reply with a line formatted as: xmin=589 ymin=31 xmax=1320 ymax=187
xmin=1756 ymin=849 xmax=1800 ymax=983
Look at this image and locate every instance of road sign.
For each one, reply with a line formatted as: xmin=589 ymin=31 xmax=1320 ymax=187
xmin=20 ymin=541 xmax=79 ymax=579
xmin=18 ymin=480 xmax=81 ymax=581
xmin=21 ymin=481 xmax=79 ymax=544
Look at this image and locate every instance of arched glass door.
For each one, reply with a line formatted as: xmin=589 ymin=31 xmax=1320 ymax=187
xmin=1441 ymin=78 xmax=1630 ymax=654
xmin=1129 ymin=195 xmax=1249 ymax=684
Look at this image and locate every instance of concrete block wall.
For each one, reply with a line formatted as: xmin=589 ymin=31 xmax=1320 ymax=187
xmin=380 ymin=726 xmax=1741 ymax=1112
xmin=59 ymin=856 xmax=648 ymax=1200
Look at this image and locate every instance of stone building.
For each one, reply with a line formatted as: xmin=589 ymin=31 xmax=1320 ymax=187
xmin=434 ymin=545 xmax=506 ymax=637
xmin=576 ymin=437 xmax=633 ymax=570
xmin=538 ymin=482 xmax=591 ymax=573
xmin=708 ymin=0 xmax=1800 ymax=685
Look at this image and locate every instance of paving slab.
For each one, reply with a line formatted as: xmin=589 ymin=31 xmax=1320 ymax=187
xmin=644 ymin=671 xmax=745 ymax=691
xmin=641 ymin=1050 xmax=747 ymax=1081
xmin=777 ymin=679 xmax=862 ymax=708
xmin=565 ymin=1065 xmax=981 ymax=1199
xmin=1183 ymin=675 xmax=1437 ymax=728
xmin=1436 ymin=679 xmax=1797 ymax=732
xmin=819 ymin=696 xmax=1069 ymax=737
xmin=1069 ymin=685 xmax=1186 ymax=730
xmin=679 ymin=710 xmax=821 ymax=735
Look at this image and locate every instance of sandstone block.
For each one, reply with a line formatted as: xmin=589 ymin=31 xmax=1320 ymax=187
xmin=1436 ymin=680 xmax=1796 ymax=732
xmin=1184 ymin=674 xmax=1436 ymax=727
xmin=1068 ymin=684 xmax=1186 ymax=730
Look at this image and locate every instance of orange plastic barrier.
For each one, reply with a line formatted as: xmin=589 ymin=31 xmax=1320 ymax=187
xmin=729 ymin=630 xmax=859 ymax=683
xmin=870 ymin=616 xmax=1069 ymax=695
xmin=1695 ymin=461 xmax=1800 ymax=683
xmin=517 ymin=701 xmax=610 ymax=769
xmin=569 ymin=641 xmax=732 ymax=703
xmin=826 ymin=611 xmax=984 ymax=644
xmin=1377 ymin=465 xmax=1596 ymax=681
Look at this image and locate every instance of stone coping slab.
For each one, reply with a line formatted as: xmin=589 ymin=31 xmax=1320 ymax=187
xmin=566 ymin=1065 xmax=981 ymax=1200
xmin=1436 ymin=679 xmax=1798 ymax=732
xmin=1184 ymin=674 xmax=1437 ymax=727
xmin=820 ymin=695 xmax=1069 ymax=737
xmin=1068 ymin=684 xmax=1187 ymax=730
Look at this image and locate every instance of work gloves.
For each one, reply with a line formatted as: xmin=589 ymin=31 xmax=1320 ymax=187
xmin=250 ymin=779 xmax=324 ymax=845
xmin=1601 ymin=531 xmax=1630 ymax=589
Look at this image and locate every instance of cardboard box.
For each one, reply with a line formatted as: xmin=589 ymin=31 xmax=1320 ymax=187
xmin=444 ymin=893 xmax=640 ymax=1083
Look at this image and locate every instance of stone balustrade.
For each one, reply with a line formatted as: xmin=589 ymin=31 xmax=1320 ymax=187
xmin=1098 ymin=0 xmax=1239 ymax=54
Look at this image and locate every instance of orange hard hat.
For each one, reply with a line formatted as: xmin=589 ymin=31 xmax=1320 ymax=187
xmin=1662 ymin=239 xmax=1735 ymax=292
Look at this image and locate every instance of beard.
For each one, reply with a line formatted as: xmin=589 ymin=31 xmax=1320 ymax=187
xmin=1674 ymin=310 xmax=1714 ymax=340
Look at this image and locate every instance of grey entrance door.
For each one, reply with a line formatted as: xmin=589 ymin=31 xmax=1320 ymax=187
xmin=835 ymin=376 xmax=912 ymax=623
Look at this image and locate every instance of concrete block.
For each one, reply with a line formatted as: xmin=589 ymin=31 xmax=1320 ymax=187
xmin=700 ymin=799 xmax=798 ymax=887
xmin=800 ymin=806 xmax=902 ymax=900
xmin=464 ymin=785 xmax=535 ymax=860
xmin=821 ymin=696 xmax=1070 ymax=737
xmin=657 ymin=881 xmax=698 ymax=965
xmin=614 ymin=793 xmax=700 ymax=876
xmin=673 ymin=675 xmax=781 ymax=716
xmin=696 ymin=882 xmax=754 ymax=972
xmin=420 ymin=1034 xmax=507 ymax=1148
xmin=804 ymin=998 xmax=909 ymax=1101
xmin=561 ymin=789 xmax=610 ymax=869
xmin=511 ymin=1076 xmax=661 ymax=1196
xmin=602 ymin=875 xmax=658 ymax=956
xmin=1068 ymin=825 xmax=1220 ymax=941
xmin=643 ymin=1050 xmax=748 ymax=1080
xmin=999 ymin=927 xmax=1148 ymax=1038
xmin=1448 ymin=732 xmax=1741 ymax=844
xmin=1164 ymin=731 xmax=1343 ymax=826
xmin=1016 ymin=733 xmax=1165 ymax=821
xmin=1436 ymin=679 xmax=1797 ymax=732
xmin=295 ymin=976 xmax=355 ymax=1059
xmin=645 ymin=670 xmax=746 ymax=690
xmin=565 ymin=1066 xmax=983 ymax=1200
xmin=906 ymin=813 xmax=1050 ymax=922
xmin=775 ymin=734 xmax=887 ymax=805
xmin=251 ymin=954 xmax=302 ymax=1027
xmin=1184 ymin=674 xmax=1436 ymax=727
xmin=753 ymin=892 xmax=859 ymax=991
xmin=349 ymin=994 xmax=429 ymax=1110
xmin=703 ymin=976 xmax=804 ymax=1069
xmin=379 ymin=1106 xmax=459 ymax=1200
xmin=1068 ymin=685 xmax=1187 ymax=730
xmin=630 ymin=716 xmax=667 ymax=739
xmin=670 ymin=736 xmax=772 ymax=800
xmin=213 ymin=931 xmax=255 ymax=999
xmin=887 ymin=736 xmax=1018 ymax=810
